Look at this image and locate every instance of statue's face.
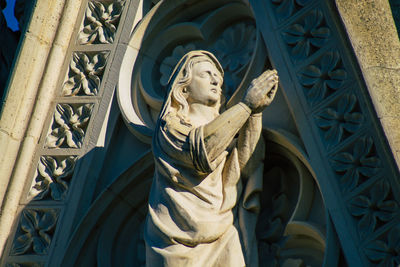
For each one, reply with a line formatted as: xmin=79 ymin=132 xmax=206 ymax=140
xmin=186 ymin=61 xmax=223 ymax=106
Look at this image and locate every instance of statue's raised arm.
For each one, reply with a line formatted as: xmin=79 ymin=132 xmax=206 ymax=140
xmin=145 ymin=50 xmax=278 ymax=267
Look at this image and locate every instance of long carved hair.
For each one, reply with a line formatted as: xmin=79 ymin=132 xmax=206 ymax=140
xmin=159 ymin=50 xmax=224 ymax=126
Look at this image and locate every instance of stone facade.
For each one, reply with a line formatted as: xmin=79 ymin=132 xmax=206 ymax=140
xmin=0 ymin=0 xmax=399 ymax=266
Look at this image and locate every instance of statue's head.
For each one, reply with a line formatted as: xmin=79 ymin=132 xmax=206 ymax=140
xmin=160 ymin=50 xmax=224 ymax=125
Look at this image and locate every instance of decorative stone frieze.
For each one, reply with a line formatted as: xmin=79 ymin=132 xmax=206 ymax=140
xmin=315 ymin=94 xmax=363 ymax=147
xmin=299 ymin=51 xmax=347 ymax=105
xmin=45 ymin=103 xmax=94 ymax=149
xmin=62 ymin=51 xmax=109 ymax=96
xmin=331 ymin=136 xmax=381 ymax=193
xmin=364 ymin=226 xmax=400 ymax=266
xmin=282 ymin=9 xmax=330 ymax=61
xmin=78 ymin=0 xmax=125 ymax=45
xmin=252 ymin=0 xmax=400 ymax=265
xmin=29 ymin=156 xmax=77 ymax=201
xmin=10 ymin=209 xmax=59 ymax=256
xmin=349 ymin=180 xmax=398 ymax=236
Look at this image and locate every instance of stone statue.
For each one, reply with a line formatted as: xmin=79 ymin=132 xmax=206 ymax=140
xmin=145 ymin=50 xmax=278 ymax=267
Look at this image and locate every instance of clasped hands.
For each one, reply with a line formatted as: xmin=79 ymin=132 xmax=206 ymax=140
xmin=242 ymin=69 xmax=279 ymax=113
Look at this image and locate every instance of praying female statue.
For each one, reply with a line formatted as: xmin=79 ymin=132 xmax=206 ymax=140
xmin=145 ymin=50 xmax=279 ymax=267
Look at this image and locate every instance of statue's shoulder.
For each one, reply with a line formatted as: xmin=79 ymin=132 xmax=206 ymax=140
xmin=162 ymin=112 xmax=192 ymax=138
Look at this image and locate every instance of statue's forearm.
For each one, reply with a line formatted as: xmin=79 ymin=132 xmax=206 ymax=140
xmin=237 ymin=113 xmax=262 ymax=168
xmin=203 ymin=102 xmax=251 ymax=162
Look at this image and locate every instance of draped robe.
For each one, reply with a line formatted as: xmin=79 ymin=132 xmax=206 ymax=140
xmin=145 ymin=110 xmax=264 ymax=267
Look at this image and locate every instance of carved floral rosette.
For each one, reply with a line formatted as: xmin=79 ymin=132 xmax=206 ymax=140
xmin=117 ymin=0 xmax=268 ymax=143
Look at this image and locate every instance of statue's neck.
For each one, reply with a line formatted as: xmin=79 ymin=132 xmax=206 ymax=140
xmin=188 ymin=103 xmax=219 ymax=127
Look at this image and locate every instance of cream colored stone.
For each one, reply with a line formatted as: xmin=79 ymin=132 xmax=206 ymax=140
xmin=0 ymin=0 xmax=84 ymax=257
xmin=362 ymin=67 xmax=400 ymax=118
xmin=0 ymin=34 xmax=50 ymax=138
xmin=145 ymin=51 xmax=277 ymax=266
xmin=336 ymin=0 xmax=400 ymax=170
xmin=26 ymin=0 xmax=67 ymax=44
xmin=336 ymin=0 xmax=400 ymax=69
xmin=380 ymin=116 xmax=400 ymax=165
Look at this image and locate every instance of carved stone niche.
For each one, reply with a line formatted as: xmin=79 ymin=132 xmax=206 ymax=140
xmin=61 ymin=0 xmax=340 ymax=266
xmin=60 ymin=131 xmax=338 ymax=266
xmin=118 ymin=0 xmax=267 ymax=142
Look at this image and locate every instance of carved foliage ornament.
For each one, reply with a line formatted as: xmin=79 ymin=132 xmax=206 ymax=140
xmin=349 ymin=180 xmax=398 ymax=236
xmin=365 ymin=226 xmax=400 ymax=266
xmin=29 ymin=156 xmax=77 ymax=201
xmin=331 ymin=136 xmax=381 ymax=193
xmin=78 ymin=0 xmax=125 ymax=45
xmin=45 ymin=103 xmax=93 ymax=149
xmin=282 ymin=9 xmax=330 ymax=61
xmin=315 ymin=94 xmax=363 ymax=147
xmin=11 ymin=209 xmax=59 ymax=255
xmin=62 ymin=51 xmax=109 ymax=96
xmin=299 ymin=51 xmax=347 ymax=104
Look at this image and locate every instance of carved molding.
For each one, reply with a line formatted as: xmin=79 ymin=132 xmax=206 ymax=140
xmin=2 ymin=0 xmax=126 ymax=266
xmin=257 ymin=142 xmax=326 ymax=266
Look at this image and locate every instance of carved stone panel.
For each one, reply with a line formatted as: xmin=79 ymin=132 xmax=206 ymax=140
xmin=45 ymin=103 xmax=94 ymax=149
xmin=62 ymin=51 xmax=109 ymax=97
xmin=10 ymin=209 xmax=59 ymax=256
xmin=28 ymin=156 xmax=77 ymax=202
xmin=78 ymin=0 xmax=126 ymax=45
